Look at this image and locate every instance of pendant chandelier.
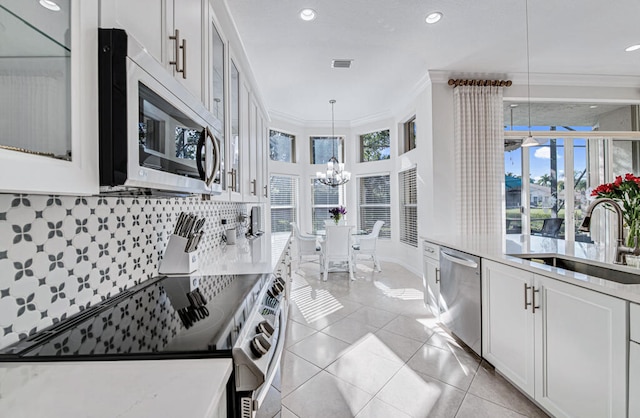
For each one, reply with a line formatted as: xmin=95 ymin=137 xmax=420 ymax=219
xmin=316 ymin=99 xmax=351 ymax=187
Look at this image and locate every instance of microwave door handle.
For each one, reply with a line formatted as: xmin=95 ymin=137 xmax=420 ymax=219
xmin=196 ymin=128 xmax=206 ymax=181
xmin=206 ymin=127 xmax=219 ymax=186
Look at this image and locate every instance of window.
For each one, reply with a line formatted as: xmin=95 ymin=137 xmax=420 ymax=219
xmin=358 ymin=175 xmax=391 ymax=238
xmin=311 ymin=136 xmax=344 ymax=164
xmin=269 ymin=130 xmax=295 ymax=163
xmin=360 ymin=129 xmax=390 ymax=162
xmin=403 ymin=116 xmax=416 ymax=153
xmin=270 ymin=175 xmax=298 ymax=232
xmin=311 ymin=178 xmax=341 ymax=232
xmin=399 ymin=167 xmax=417 ymax=246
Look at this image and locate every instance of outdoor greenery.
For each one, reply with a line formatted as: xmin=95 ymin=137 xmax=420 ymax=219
xmin=360 ymin=130 xmax=390 ymax=162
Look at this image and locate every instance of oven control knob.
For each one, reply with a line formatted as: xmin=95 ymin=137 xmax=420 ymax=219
xmin=256 ymin=320 xmax=274 ymax=338
xmin=271 ymin=284 xmax=282 ymax=296
xmin=250 ymin=333 xmax=272 ymax=358
xmin=275 ymin=276 xmax=285 ymax=287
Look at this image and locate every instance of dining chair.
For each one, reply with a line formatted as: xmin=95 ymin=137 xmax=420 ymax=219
xmin=320 ymin=225 xmax=354 ymax=281
xmin=352 ymin=220 xmax=384 ymax=272
xmin=290 ymin=222 xmax=321 ymax=269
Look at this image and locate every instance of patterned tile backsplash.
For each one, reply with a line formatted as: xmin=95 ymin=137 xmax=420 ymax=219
xmin=0 ymin=193 xmax=249 ymax=350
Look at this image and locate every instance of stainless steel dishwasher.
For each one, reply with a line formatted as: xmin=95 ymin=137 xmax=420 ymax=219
xmin=439 ymin=246 xmax=481 ymax=355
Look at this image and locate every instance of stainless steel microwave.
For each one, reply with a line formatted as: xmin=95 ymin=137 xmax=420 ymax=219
xmin=98 ymin=28 xmax=223 ymax=195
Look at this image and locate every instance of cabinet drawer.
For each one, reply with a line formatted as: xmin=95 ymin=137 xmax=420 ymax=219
xmin=423 ymin=241 xmax=440 ymax=261
xmin=631 ymin=303 xmax=640 ymax=343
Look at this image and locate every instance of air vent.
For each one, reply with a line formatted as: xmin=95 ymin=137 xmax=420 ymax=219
xmin=332 ymin=59 xmax=353 ymax=69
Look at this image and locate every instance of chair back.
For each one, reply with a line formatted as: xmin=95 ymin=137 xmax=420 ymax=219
xmin=370 ymin=220 xmax=385 ymax=238
xmin=290 ymin=222 xmax=302 ymax=239
xmin=324 ymin=225 xmax=353 ymax=258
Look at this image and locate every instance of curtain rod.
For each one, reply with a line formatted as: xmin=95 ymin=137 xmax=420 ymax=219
xmin=448 ymin=79 xmax=512 ymax=87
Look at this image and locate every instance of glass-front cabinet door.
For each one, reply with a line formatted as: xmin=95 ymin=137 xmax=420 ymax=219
xmin=0 ymin=0 xmax=99 ymax=194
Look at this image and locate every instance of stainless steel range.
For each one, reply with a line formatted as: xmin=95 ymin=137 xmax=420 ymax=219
xmin=0 ymin=272 xmax=288 ymax=418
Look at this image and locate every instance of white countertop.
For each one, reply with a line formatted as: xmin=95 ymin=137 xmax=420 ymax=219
xmin=0 ymin=358 xmax=232 ymax=418
xmin=198 ymin=232 xmax=290 ymax=275
xmin=421 ymin=233 xmax=640 ymax=304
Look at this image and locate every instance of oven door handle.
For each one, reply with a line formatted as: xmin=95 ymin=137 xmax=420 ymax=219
xmin=253 ymin=299 xmax=288 ymax=408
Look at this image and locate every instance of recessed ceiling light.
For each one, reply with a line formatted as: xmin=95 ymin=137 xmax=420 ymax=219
xmin=590 ymin=105 xmax=598 ymax=109
xmin=509 ymin=104 xmax=519 ymax=108
xmin=425 ymin=12 xmax=443 ymax=24
xmin=299 ymin=8 xmax=316 ymax=21
xmin=625 ymin=44 xmax=640 ymax=52
xmin=39 ymin=0 xmax=60 ymax=11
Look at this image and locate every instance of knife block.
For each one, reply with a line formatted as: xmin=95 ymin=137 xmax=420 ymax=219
xmin=159 ymin=235 xmax=199 ymax=275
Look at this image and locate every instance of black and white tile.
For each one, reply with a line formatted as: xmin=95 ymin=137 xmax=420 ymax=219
xmin=0 ymin=193 xmax=247 ymax=350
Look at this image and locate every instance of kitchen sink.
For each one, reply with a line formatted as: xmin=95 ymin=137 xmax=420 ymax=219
xmin=513 ymin=254 xmax=640 ymax=285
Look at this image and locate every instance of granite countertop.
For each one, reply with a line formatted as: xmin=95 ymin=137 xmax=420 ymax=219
xmin=421 ymin=233 xmax=640 ymax=304
xmin=0 ymin=359 xmax=232 ymax=417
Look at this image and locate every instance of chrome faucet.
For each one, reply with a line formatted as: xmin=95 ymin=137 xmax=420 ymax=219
xmin=579 ymin=198 xmax=639 ymax=264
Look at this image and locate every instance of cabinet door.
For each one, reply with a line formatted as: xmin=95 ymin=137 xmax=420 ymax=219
xmin=423 ymin=258 xmax=440 ymax=318
xmin=0 ymin=0 xmax=99 ymax=195
xmin=171 ymin=0 xmax=203 ymax=101
xmin=534 ymin=275 xmax=627 ymax=418
xmin=105 ymin=0 xmax=164 ymax=64
xmin=630 ymin=341 xmax=640 ymax=418
xmin=482 ymin=260 xmax=535 ymax=396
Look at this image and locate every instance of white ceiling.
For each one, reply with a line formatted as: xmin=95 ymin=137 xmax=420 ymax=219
xmin=225 ymin=0 xmax=640 ymax=124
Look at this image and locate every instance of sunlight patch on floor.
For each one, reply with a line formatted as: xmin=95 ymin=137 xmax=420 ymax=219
xmin=291 ymin=286 xmax=343 ymax=323
xmin=374 ymin=281 xmax=424 ymax=300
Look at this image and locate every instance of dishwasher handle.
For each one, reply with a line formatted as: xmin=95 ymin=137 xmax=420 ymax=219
xmin=440 ymin=251 xmax=478 ymax=269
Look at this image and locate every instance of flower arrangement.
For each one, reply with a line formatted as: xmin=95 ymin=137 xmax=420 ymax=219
xmin=328 ymin=206 xmax=347 ymax=225
xmin=591 ymin=173 xmax=640 ymax=246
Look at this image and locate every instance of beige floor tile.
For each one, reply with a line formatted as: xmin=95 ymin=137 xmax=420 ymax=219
xmin=381 ymin=314 xmax=437 ymax=342
xmin=284 ymin=319 xmax=317 ymax=348
xmin=289 ymin=287 xmax=362 ymax=331
xmin=376 ymin=365 xmax=466 ymax=418
xmin=282 ymin=371 xmax=372 ymax=418
xmin=346 ymin=306 xmax=398 ymax=328
xmin=468 ymin=362 xmax=549 ymax=417
xmin=371 ymin=329 xmax=424 ymax=363
xmin=280 ymin=406 xmax=298 ymax=418
xmin=321 ymin=316 xmax=378 ymax=344
xmin=326 ymin=344 xmax=403 ymax=395
xmin=355 ymin=397 xmax=412 ymax=418
xmin=455 ymin=393 xmax=528 ymax=418
xmin=406 ymin=343 xmax=480 ymax=391
xmin=280 ymin=351 xmax=321 ymax=396
xmin=255 ymin=384 xmax=281 ymax=418
xmin=287 ymin=331 xmax=351 ymax=369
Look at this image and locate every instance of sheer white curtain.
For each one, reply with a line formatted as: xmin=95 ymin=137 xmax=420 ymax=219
xmin=454 ymin=85 xmax=505 ymax=240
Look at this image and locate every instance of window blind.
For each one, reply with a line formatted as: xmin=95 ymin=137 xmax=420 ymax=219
xmin=270 ymin=175 xmax=298 ymax=232
xmin=358 ymin=175 xmax=391 ymax=238
xmin=311 ymin=178 xmax=341 ymax=232
xmin=399 ymin=167 xmax=417 ymax=247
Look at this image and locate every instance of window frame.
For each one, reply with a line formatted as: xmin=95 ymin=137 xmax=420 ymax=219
xmin=403 ymin=116 xmax=416 ymax=153
xmin=310 ymin=136 xmax=345 ymax=165
xmin=269 ymin=129 xmax=296 ymax=163
xmin=357 ymin=173 xmax=391 ymax=238
xmin=269 ymin=174 xmax=299 ymax=233
xmin=398 ymin=166 xmax=418 ymax=247
xmin=359 ymin=129 xmax=391 ymax=162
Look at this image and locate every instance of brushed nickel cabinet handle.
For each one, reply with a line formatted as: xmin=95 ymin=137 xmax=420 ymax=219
xmin=251 ymin=179 xmax=257 ymax=195
xmin=524 ymin=283 xmax=532 ymax=310
xmin=532 ymin=286 xmax=540 ymax=313
xmin=263 ymin=185 xmax=268 ymax=198
xmin=179 ymin=38 xmax=187 ymax=78
xmin=435 ymin=268 xmax=440 ymax=284
xmin=169 ymin=29 xmax=180 ymax=71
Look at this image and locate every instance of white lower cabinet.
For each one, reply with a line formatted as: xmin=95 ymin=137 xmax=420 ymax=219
xmin=630 ymin=341 xmax=640 ymax=418
xmin=482 ymin=260 xmax=627 ymax=418
xmin=422 ymin=241 xmax=440 ymax=318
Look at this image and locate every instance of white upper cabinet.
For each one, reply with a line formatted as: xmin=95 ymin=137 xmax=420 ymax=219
xmin=101 ymin=0 xmax=204 ymax=101
xmin=0 ymin=0 xmax=99 ymax=195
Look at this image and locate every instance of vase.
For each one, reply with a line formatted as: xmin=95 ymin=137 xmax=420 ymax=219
xmin=333 ymin=215 xmax=341 ymax=225
xmin=627 ymin=216 xmax=640 ymax=248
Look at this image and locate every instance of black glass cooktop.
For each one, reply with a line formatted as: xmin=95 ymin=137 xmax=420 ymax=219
xmin=0 ymin=273 xmax=268 ymax=360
